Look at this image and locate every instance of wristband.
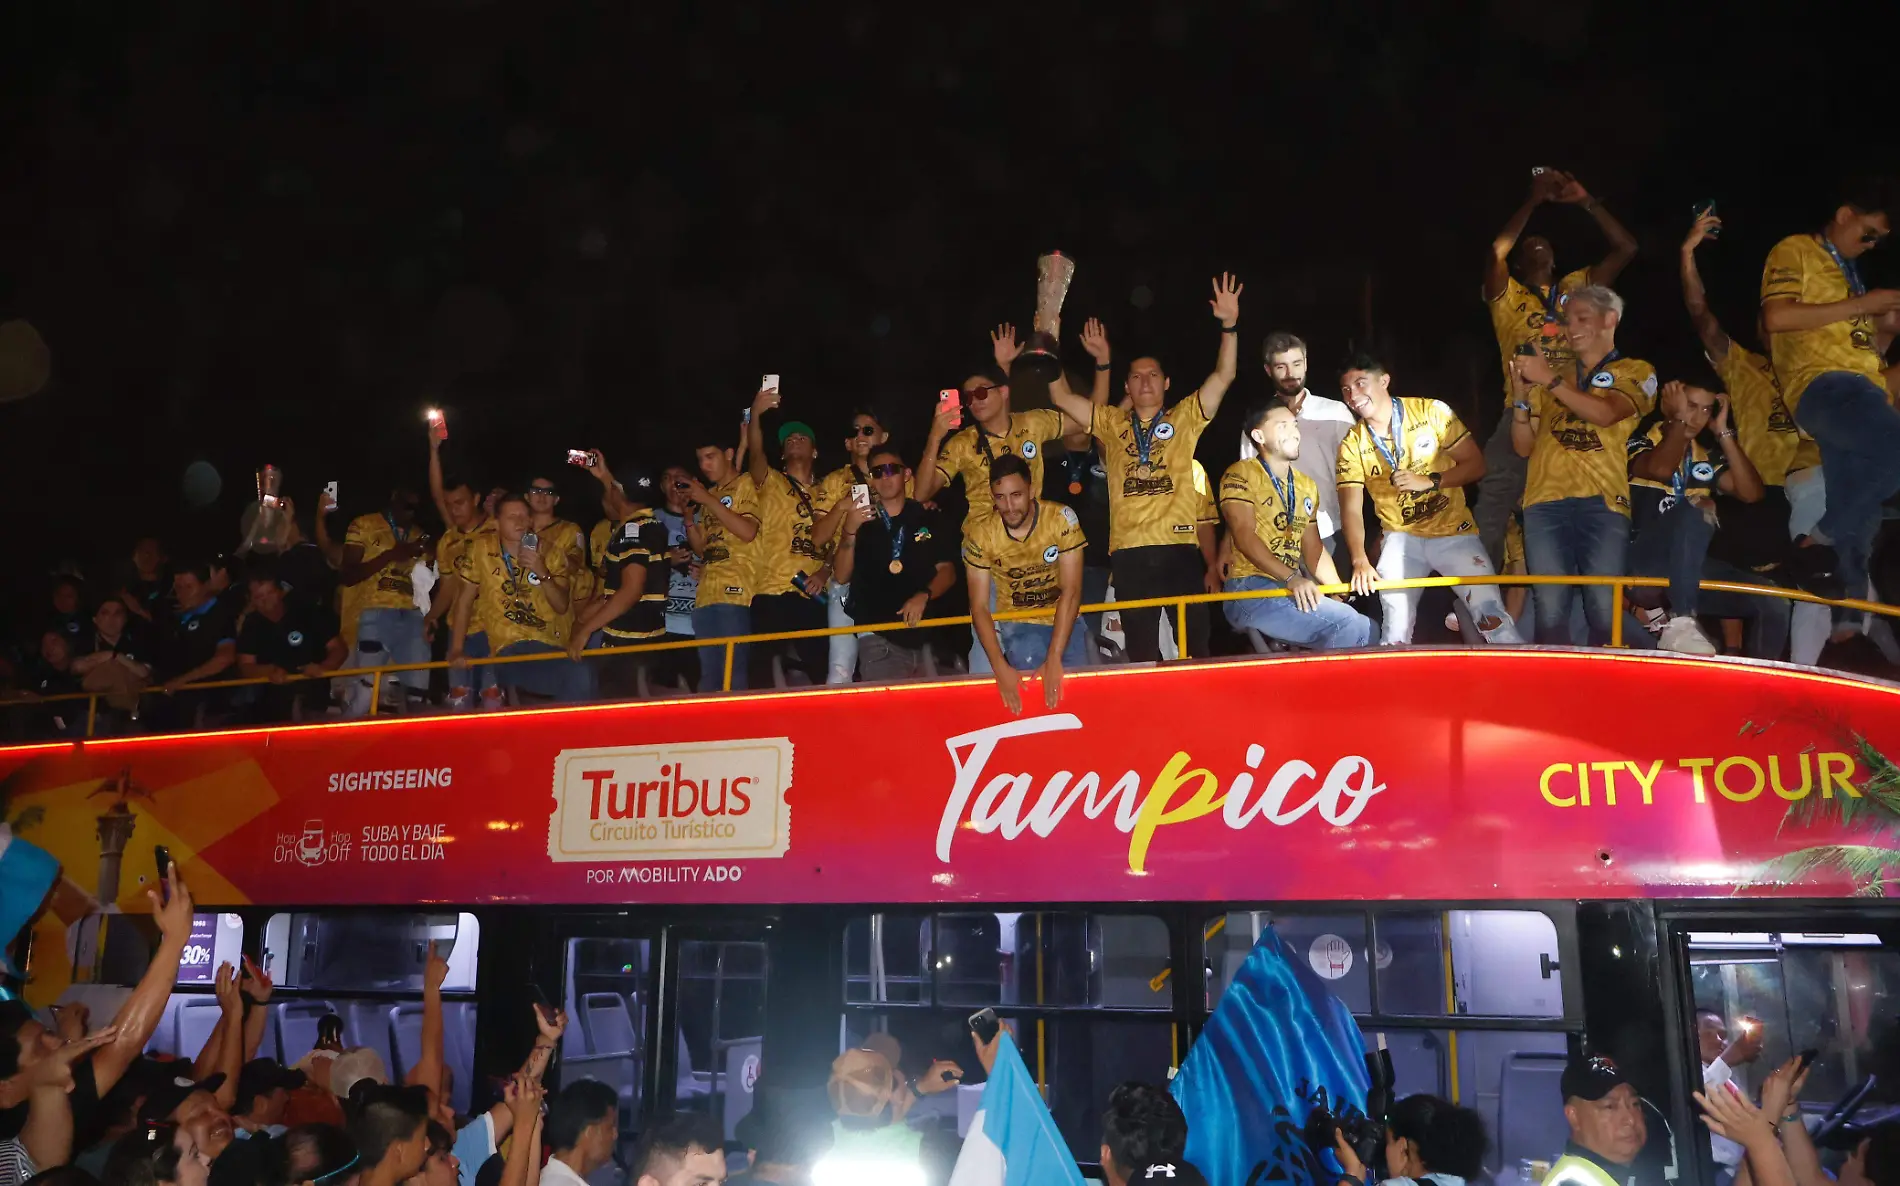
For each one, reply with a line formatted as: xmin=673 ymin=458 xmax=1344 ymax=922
xmin=1429 ymin=471 xmax=1443 ymax=491
xmin=1718 ymin=429 xmax=1736 ymax=438
xmin=1512 ymin=400 xmax=1532 ymax=413
xmin=1220 ymin=324 xmax=1239 ymax=334
xmin=1095 ymin=362 xmax=1112 ymax=372
xmin=1781 ymin=1111 xmax=1802 ymax=1124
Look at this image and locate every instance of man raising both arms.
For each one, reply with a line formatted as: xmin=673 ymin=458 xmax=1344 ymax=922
xmin=916 ymin=363 xmax=1070 ymax=673
xmin=1334 ymin=354 xmax=1521 ymax=645
xmin=1761 ymin=179 xmax=1900 ymax=643
xmin=1041 ymin=275 xmax=1243 ymax=662
xmin=1476 ymin=169 xmax=1639 ymax=569
xmin=1219 ymin=405 xmax=1372 ymax=650
xmin=964 ymin=455 xmax=1088 ymax=713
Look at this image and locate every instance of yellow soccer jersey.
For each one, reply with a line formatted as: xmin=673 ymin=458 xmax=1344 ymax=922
xmin=1522 ymin=356 xmax=1656 ymax=516
xmin=1762 ymin=233 xmax=1884 ymax=412
xmin=961 ymin=499 xmax=1086 ymax=626
xmin=1219 ymin=458 xmax=1317 ymax=580
xmin=1488 ymin=267 xmax=1592 ymax=407
xmin=1335 ymin=396 xmax=1476 ymax=537
xmin=753 ymin=470 xmax=829 ymax=597
xmin=1092 ymin=394 xmax=1212 ymax=551
xmin=694 ymin=473 xmax=760 ymax=609
xmin=936 ymin=409 xmax=1067 ymax=531
xmin=344 ymin=513 xmax=421 ymax=612
xmin=1713 ymin=344 xmax=1799 ymax=486
xmin=456 ymin=532 xmax=574 ymax=651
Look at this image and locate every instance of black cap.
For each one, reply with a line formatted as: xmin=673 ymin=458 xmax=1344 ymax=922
xmin=236 ymin=1058 xmax=306 ymax=1106
xmin=1561 ymin=1054 xmax=1631 ymax=1102
xmin=614 ymin=463 xmax=657 ymax=502
xmin=138 ymin=1071 xmax=228 ymax=1124
xmin=1135 ymin=1162 xmax=1209 ymax=1185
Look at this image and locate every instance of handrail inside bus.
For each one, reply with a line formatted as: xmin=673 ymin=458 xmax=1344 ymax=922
xmin=4 ymin=573 xmax=1887 ymax=737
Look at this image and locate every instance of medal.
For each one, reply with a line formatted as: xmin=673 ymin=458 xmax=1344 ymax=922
xmin=1368 ymin=397 xmax=1406 ymax=473
xmin=1068 ymin=480 xmax=1083 ymax=495
xmin=1819 ymin=235 xmax=1867 ymax=298
xmin=1131 ymin=411 xmax=1163 ymax=472
xmin=889 ymin=559 xmax=904 ymax=575
xmin=876 ymin=499 xmax=907 ymax=576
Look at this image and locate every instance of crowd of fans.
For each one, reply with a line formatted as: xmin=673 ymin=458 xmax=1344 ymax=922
xmin=3 ymin=871 xmax=1895 ymax=1186
xmin=2 ymin=172 xmax=1899 ymax=732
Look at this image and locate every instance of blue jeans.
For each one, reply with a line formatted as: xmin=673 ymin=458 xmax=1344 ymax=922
xmin=1521 ymin=497 xmax=1630 ymax=645
xmin=1795 ymin=370 xmax=1900 ymax=627
xmin=1221 ymin=575 xmax=1372 ymax=650
xmin=355 ymin=607 xmax=429 ymax=692
xmin=994 ymin=619 xmax=1091 ymax=670
xmin=494 ymin=640 xmax=595 ymax=702
xmin=692 ymin=603 xmax=751 ymax=691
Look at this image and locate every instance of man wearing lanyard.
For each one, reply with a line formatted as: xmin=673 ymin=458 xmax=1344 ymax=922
xmin=1333 ymin=354 xmax=1521 ymax=645
xmin=1624 ymin=382 xmax=1779 ymax=657
xmin=1761 ymin=181 xmax=1900 ymax=643
xmin=834 ymin=446 xmax=956 ymax=682
xmin=747 ymin=385 xmax=833 ymax=686
xmin=1478 ymin=169 xmax=1639 ymax=570
xmin=340 ymin=488 xmax=432 ymax=712
xmin=1041 ymin=277 xmax=1241 ymax=664
xmin=1250 ymin=331 xmax=1358 ymax=577
xmin=964 ymin=455 xmax=1090 ymax=713
xmin=1510 ymin=285 xmax=1656 ymax=645
xmin=1218 ymin=405 xmax=1371 ymax=650
xmin=813 ymin=408 xmax=907 ymax=684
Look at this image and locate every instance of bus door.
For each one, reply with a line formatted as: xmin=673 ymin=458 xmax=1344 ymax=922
xmin=545 ymin=914 xmax=662 ymax=1175
xmin=1670 ymin=914 xmax=1900 ymax=1186
xmin=657 ymin=922 xmax=769 ymax=1144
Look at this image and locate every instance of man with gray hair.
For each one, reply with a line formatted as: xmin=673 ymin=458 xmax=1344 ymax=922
xmin=1509 ymin=284 xmax=1656 ymax=644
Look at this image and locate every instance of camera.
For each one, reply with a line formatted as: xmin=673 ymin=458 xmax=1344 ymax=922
xmin=1304 ymin=1087 xmax=1384 ymax=1171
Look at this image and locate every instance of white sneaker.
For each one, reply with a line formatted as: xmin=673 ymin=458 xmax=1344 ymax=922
xmin=1659 ymin=615 xmax=1718 ymax=656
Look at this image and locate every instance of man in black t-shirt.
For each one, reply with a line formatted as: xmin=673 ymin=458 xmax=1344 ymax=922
xmin=271 ymin=499 xmax=340 ymax=615
xmin=237 ymin=570 xmax=345 ymax=722
xmin=572 ymin=463 xmax=672 ymax=698
xmin=153 ymin=559 xmax=240 ymax=730
xmin=836 ymin=447 xmax=956 ymax=682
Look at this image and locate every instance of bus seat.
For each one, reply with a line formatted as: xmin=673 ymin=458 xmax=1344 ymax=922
xmin=568 ymin=993 xmax=639 ymax=1110
xmin=1496 ymin=1051 xmax=1569 ymax=1168
xmin=677 ymin=1031 xmax=711 ymax=1100
xmin=343 ymin=1000 xmax=391 ymax=1060
xmin=174 ymin=999 xmax=223 ymax=1062
xmin=442 ymin=1002 xmax=475 ymax=1115
xmin=275 ymin=1001 xmax=338 ymax=1067
xmin=392 ymin=1003 xmax=425 ymax=1081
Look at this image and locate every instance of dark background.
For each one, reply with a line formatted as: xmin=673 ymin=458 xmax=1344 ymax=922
xmin=0 ymin=0 xmax=1892 ymax=610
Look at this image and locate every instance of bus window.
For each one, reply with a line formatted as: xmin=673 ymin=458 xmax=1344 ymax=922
xmin=1688 ymin=930 xmax=1895 ymax=1106
xmin=677 ymin=939 xmax=766 ymax=1141
xmin=1369 ymin=1029 xmax=1571 ymax=1180
xmin=562 ymin=938 xmax=650 ymax=1124
xmin=1381 ymin=910 xmax=1564 ymax=1019
xmin=1207 ymin=911 xmax=1369 ymax=1012
xmin=844 ymin=913 xmax=930 ymax=1004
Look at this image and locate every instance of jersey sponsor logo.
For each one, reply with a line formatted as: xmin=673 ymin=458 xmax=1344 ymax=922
xmin=1122 ymin=474 xmax=1176 ymax=498
xmin=1172 ymin=523 xmax=1194 ymax=533
xmin=1551 ymin=424 xmax=1605 ymax=452
xmin=1640 ymin=374 xmax=1658 ymax=397
xmin=549 ymin=738 xmax=793 ymax=862
xmin=1059 ymin=505 xmax=1078 ymax=526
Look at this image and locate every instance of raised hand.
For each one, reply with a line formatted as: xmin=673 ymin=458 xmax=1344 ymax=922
xmin=991 ymin=323 xmax=1024 ymax=369
xmin=215 ymin=962 xmax=242 ymax=1014
xmin=1529 ymin=169 xmax=1565 ymax=203
xmin=1553 ymin=171 xmax=1593 ymax=205
xmin=424 ymin=940 xmax=450 ymax=994
xmin=1685 ymin=209 xmax=1723 ymax=251
xmin=1758 ymin=1054 xmax=1811 ymax=1126
xmin=1513 ymin=351 xmax=1558 ymax=388
xmin=1711 ymin=393 xmax=1731 ymax=438
xmin=151 ymin=864 xmax=194 ymax=943
xmin=1696 ymin=1083 xmax=1777 ymax=1149
xmin=30 ymin=1025 xmax=120 ymax=1091
xmin=534 ymin=1002 xmax=569 ymax=1044
xmin=1209 ymin=273 xmax=1243 ymax=327
xmin=241 ymin=955 xmax=275 ymax=1004
xmin=1080 ymin=318 xmax=1111 ymax=365
xmin=752 ymin=386 xmax=782 ymax=417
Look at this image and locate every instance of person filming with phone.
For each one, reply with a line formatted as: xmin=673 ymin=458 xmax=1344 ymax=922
xmin=834 ymin=446 xmax=954 ymax=683
xmin=448 ymin=493 xmax=589 ymax=704
xmin=1333 ymin=1094 xmax=1489 ymax=1186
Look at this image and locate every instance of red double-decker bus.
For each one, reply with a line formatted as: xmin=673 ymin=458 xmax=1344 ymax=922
xmin=5 ymin=649 xmax=1896 ymax=1182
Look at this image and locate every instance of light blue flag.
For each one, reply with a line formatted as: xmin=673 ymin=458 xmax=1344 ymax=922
xmin=948 ymin=1030 xmax=1087 ymax=1186
xmin=1172 ymin=925 xmax=1371 ymax=1186
xmin=0 ymin=823 xmax=59 ymax=977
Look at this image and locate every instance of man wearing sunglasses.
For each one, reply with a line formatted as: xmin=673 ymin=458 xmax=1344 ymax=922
xmin=522 ymin=476 xmax=589 ymax=607
xmin=834 ymin=447 xmax=954 ymax=682
xmin=1762 ymin=180 xmax=1900 ymax=644
xmin=815 ymin=409 xmax=907 ymax=683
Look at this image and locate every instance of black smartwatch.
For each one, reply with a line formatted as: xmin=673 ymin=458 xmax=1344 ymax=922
xmin=1429 ymin=471 xmax=1443 ymax=491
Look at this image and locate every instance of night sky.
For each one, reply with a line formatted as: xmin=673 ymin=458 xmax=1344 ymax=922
xmin=0 ymin=1 xmax=1891 ymax=609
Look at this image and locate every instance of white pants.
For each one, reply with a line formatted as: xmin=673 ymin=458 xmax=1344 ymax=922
xmin=1786 ymin=467 xmax=1898 ymax=665
xmin=1377 ymin=531 xmax=1523 ymax=645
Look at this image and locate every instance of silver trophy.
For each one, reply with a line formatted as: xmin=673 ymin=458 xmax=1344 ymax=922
xmin=1017 ymin=251 xmax=1076 ymax=384
xmin=237 ymin=463 xmax=291 ymax=555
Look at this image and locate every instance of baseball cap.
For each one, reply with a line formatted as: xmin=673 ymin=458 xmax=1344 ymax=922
xmin=613 ymin=463 xmax=657 ymax=500
xmin=236 ymin=1058 xmax=306 ymax=1108
xmin=778 ymin=421 xmax=816 ymax=445
xmin=138 ymin=1072 xmax=229 ymax=1123
xmin=328 ymin=1046 xmax=390 ymax=1099
xmin=1561 ymin=1054 xmax=1631 ymax=1102
xmin=1135 ymin=1161 xmax=1210 ymax=1185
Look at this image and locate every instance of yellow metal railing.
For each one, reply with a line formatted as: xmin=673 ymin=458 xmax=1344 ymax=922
xmin=4 ymin=574 xmax=1895 ymax=739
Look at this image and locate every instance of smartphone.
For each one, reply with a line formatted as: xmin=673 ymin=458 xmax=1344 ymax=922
xmin=761 ymin=373 xmax=781 ymax=394
xmin=323 ymin=480 xmax=339 ymax=507
xmin=426 ymin=408 xmax=448 ymax=441
xmin=522 ymin=531 xmax=539 ymax=552
xmin=850 ymin=484 xmax=872 ymax=515
xmin=566 ymin=449 xmax=596 ymax=467
xmin=1514 ymin=343 xmax=1536 ymax=357
xmin=1797 ymin=1048 xmax=1819 ymax=1073
xmin=1530 ymin=166 xmax=1548 ymax=177
xmin=937 ymin=387 xmax=963 ymax=429
xmin=1694 ymin=199 xmax=1721 ymax=238
xmin=154 ymin=845 xmax=173 ymax=904
xmin=968 ymin=1007 xmax=1000 ymax=1045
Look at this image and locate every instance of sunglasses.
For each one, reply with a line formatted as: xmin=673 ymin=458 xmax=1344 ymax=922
xmin=849 ymin=425 xmax=880 ymax=437
xmin=869 ymin=463 xmax=905 ymax=478
xmin=966 ymin=385 xmax=997 ymax=399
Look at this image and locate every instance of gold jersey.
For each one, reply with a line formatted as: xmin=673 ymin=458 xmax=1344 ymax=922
xmin=1335 ymin=396 xmax=1476 ymax=537
xmin=961 ymin=499 xmax=1086 ymax=626
xmin=1522 ymin=356 xmax=1656 ymax=516
xmin=935 ymin=409 xmax=1067 ymax=532
xmin=1761 ymin=233 xmax=1884 ymax=412
xmin=1219 ymin=458 xmax=1317 ymax=579
xmin=694 ymin=473 xmax=760 ymax=609
xmin=1092 ymin=394 xmax=1212 ymax=551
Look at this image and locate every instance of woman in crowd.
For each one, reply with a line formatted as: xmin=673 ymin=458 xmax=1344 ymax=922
xmin=1335 ymin=1094 xmax=1488 ymax=1186
xmin=102 ymin=1125 xmax=212 ymax=1186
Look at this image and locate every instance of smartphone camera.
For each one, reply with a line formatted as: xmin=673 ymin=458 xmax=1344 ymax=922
xmin=968 ymin=1007 xmax=1000 ymax=1045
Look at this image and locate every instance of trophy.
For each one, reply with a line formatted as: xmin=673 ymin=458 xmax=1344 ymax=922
xmin=237 ymin=463 xmax=291 ymax=554
xmin=1016 ymin=251 xmax=1076 ymax=384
